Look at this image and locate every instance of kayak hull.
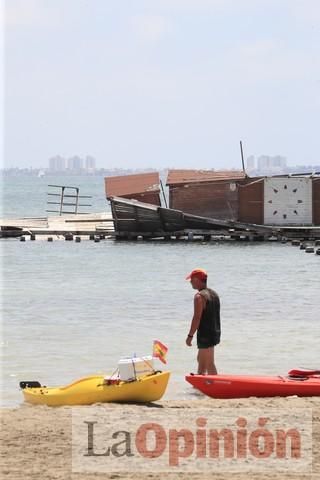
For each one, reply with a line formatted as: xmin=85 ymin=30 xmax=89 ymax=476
xmin=22 ymin=371 xmax=170 ymax=406
xmin=186 ymin=374 xmax=320 ymax=399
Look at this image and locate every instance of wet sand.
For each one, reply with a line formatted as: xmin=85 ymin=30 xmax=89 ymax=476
xmin=1 ymin=396 xmax=319 ymax=480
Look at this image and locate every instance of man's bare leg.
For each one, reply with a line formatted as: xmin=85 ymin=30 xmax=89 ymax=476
xmin=198 ymin=347 xmax=217 ymax=375
xmin=206 ymin=347 xmax=217 ymax=375
xmin=197 ymin=350 xmax=207 ymax=374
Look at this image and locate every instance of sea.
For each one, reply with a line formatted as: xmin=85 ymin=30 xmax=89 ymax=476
xmin=1 ymin=175 xmax=319 ymax=407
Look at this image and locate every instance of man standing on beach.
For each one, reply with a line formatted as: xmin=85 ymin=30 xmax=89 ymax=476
xmin=185 ymin=269 xmax=221 ymax=375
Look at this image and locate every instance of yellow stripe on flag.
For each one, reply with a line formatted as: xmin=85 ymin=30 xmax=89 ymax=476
xmin=153 ymin=340 xmax=168 ymax=364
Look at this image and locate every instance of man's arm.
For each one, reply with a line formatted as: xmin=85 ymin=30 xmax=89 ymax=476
xmin=186 ymin=294 xmax=204 ymax=346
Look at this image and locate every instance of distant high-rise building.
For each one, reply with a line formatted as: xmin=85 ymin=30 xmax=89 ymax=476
xmin=67 ymin=156 xmax=83 ymax=170
xmin=257 ymin=155 xmax=286 ymax=173
xmin=257 ymin=155 xmax=271 ymax=171
xmin=48 ymin=155 xmax=66 ymax=171
xmin=272 ymin=155 xmax=287 ymax=168
xmin=85 ymin=155 xmax=96 ymax=170
xmin=246 ymin=155 xmax=255 ymax=171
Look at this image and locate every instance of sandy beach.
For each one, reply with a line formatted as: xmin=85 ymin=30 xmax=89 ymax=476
xmin=1 ymin=396 xmax=319 ymax=480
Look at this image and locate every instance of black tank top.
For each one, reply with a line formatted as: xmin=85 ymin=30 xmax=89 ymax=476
xmin=198 ymin=288 xmax=221 ymax=343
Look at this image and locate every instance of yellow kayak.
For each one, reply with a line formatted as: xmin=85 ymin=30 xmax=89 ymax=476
xmin=20 ymin=371 xmax=170 ymax=406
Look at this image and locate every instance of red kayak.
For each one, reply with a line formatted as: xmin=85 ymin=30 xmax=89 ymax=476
xmin=186 ymin=369 xmax=320 ymax=399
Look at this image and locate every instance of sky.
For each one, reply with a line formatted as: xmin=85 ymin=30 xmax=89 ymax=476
xmin=2 ymin=0 xmax=320 ymax=169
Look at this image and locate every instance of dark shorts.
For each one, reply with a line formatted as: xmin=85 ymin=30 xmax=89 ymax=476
xmin=197 ymin=334 xmax=220 ymax=349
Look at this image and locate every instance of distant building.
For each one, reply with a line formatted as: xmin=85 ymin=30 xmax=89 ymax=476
xmin=257 ymin=155 xmax=270 ymax=171
xmin=67 ymin=156 xmax=83 ymax=171
xmin=257 ymin=155 xmax=286 ymax=173
xmin=246 ymin=155 xmax=255 ymax=172
xmin=48 ymin=155 xmax=65 ymax=171
xmin=272 ymin=155 xmax=287 ymax=168
xmin=85 ymin=155 xmax=96 ymax=170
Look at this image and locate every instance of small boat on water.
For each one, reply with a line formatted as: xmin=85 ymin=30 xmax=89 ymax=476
xmin=20 ymin=370 xmax=170 ymax=406
xmin=186 ymin=368 xmax=320 ymax=399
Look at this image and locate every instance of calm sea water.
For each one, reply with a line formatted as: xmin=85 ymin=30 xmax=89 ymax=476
xmin=1 ymin=175 xmax=109 ymax=218
xmin=1 ymin=175 xmax=319 ymax=406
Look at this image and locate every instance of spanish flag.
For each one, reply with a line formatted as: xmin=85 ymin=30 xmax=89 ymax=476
xmin=153 ymin=340 xmax=168 ymax=364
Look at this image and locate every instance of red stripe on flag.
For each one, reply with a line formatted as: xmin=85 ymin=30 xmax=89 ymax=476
xmin=153 ymin=340 xmax=168 ymax=364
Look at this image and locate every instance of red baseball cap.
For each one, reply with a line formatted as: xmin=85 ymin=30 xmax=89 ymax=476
xmin=185 ymin=268 xmax=208 ymax=281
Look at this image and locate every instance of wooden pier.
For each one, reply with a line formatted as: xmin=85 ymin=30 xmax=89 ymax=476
xmin=1 ymin=197 xmax=320 ymax=243
xmin=0 ymin=212 xmax=115 ymax=239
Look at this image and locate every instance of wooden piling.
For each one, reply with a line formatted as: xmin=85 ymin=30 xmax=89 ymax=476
xmin=187 ymin=232 xmax=194 ymax=241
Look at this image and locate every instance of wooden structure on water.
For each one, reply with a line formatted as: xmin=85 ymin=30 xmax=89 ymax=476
xmin=110 ymin=197 xmax=304 ymax=240
xmin=109 ymin=196 xmax=320 ymax=241
xmin=105 ymin=170 xmax=320 ymax=228
xmin=2 ymin=174 xmax=320 ymax=242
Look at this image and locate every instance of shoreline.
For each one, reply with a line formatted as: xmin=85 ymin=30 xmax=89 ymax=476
xmin=1 ymin=396 xmax=319 ymax=479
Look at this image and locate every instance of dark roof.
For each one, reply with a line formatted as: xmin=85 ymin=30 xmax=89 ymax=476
xmin=105 ymin=172 xmax=160 ymax=197
xmin=166 ymin=169 xmax=246 ymax=185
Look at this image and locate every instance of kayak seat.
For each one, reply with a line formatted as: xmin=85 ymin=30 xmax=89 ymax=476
xmin=20 ymin=381 xmax=41 ymax=389
xmin=287 ymin=375 xmax=309 ymax=381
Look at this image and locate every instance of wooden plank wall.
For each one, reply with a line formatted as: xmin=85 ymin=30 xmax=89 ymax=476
xmin=122 ymin=192 xmax=161 ymax=206
xmin=238 ymin=179 xmax=264 ymax=224
xmin=111 ymin=199 xmax=162 ymax=233
xmin=169 ymin=181 xmax=240 ymax=220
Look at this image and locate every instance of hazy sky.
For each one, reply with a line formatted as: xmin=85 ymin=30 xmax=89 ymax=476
xmin=3 ymin=0 xmax=320 ymax=169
